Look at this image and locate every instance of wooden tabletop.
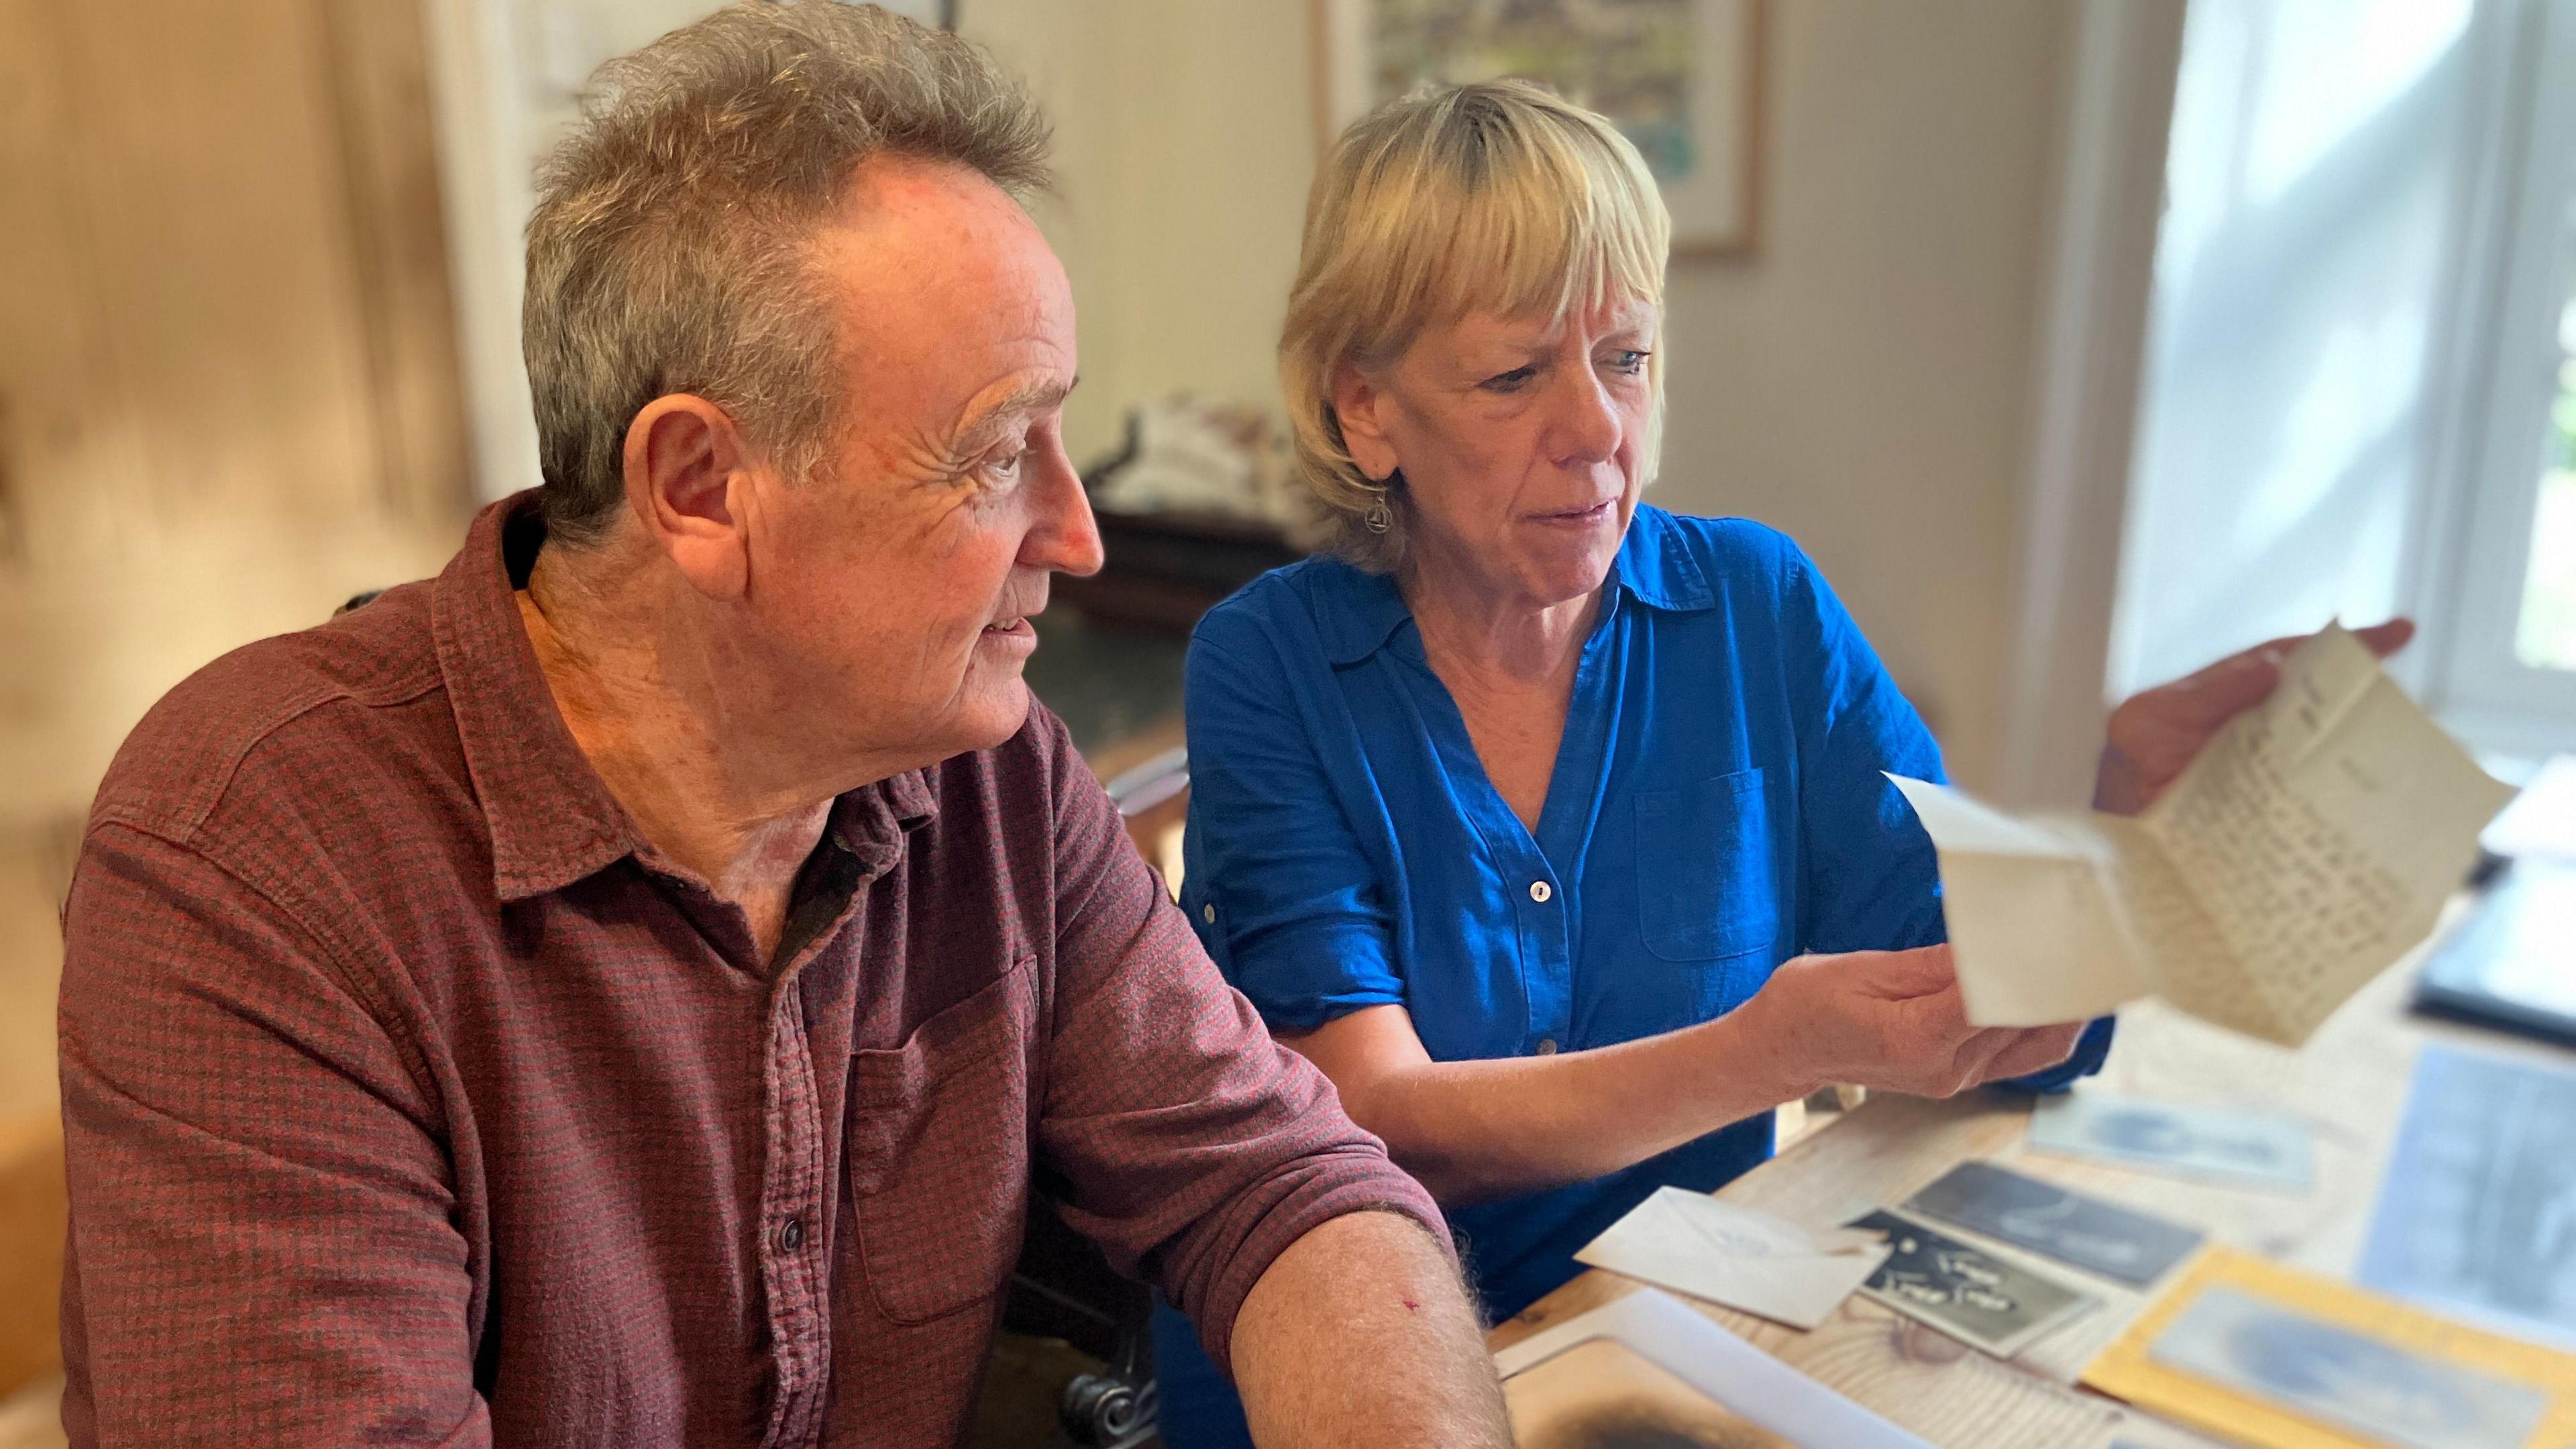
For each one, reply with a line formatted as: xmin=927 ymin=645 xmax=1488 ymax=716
xmin=1486 ymin=934 xmax=2575 ymax=1449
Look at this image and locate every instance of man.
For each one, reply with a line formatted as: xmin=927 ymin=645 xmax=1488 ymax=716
xmin=54 ymin=6 xmax=1509 ymax=1445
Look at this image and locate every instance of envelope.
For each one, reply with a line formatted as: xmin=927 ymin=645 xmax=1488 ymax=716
xmin=1573 ymin=1187 xmax=1892 ymax=1331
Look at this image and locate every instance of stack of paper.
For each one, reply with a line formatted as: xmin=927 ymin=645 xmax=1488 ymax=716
xmin=1572 ymin=1187 xmax=1891 ymax=1330
xmin=1891 ymin=625 xmax=2515 ymax=1046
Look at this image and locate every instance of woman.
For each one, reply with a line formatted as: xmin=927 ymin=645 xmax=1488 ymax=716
xmin=1148 ymin=80 xmax=2405 ymax=1445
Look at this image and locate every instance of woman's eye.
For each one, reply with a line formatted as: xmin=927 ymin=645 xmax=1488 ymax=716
xmin=1605 ymin=349 xmax=1652 ymax=375
xmin=1481 ymin=365 xmax=1538 ymax=392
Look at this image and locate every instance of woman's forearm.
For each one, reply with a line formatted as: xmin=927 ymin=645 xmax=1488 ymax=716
xmin=1331 ymin=1004 xmax=1821 ymax=1204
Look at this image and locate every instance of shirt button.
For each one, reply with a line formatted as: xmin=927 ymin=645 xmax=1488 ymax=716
xmin=776 ymin=1216 xmax=805 ymax=1254
xmin=1202 ymin=903 xmax=1217 ymax=924
xmin=1536 ymin=1038 xmax=1559 ymax=1055
xmin=1529 ymin=880 xmax=1553 ymax=903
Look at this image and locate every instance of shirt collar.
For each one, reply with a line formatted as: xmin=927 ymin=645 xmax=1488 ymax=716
xmin=1314 ymin=502 xmax=1717 ymax=667
xmin=1607 ymin=504 xmax=1717 ymax=612
xmin=433 ymin=492 xmax=937 ymax=904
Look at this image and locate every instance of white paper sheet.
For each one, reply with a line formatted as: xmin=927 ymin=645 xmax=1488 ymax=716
xmin=1572 ymin=1187 xmax=1890 ymax=1330
xmin=1890 ymin=625 xmax=2516 ymax=1046
xmin=1494 ymin=1287 xmax=1933 ymax=1449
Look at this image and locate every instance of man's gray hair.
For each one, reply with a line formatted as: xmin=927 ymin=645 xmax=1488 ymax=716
xmin=523 ymin=1 xmax=1052 ymax=545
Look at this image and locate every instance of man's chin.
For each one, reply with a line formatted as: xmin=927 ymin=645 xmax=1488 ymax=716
xmin=952 ymin=682 xmax=1035 ymax=755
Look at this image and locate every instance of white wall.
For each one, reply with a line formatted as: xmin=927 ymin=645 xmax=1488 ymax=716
xmin=964 ymin=1 xmax=1318 ymax=466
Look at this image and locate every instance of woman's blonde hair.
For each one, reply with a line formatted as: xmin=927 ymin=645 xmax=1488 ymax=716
xmin=1279 ymin=79 xmax=1672 ymax=572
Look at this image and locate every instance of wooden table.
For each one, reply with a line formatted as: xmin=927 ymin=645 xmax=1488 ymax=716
xmin=1487 ymin=941 xmax=2576 ymax=1448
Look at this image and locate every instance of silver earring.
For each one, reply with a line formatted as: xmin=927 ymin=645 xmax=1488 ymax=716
xmin=1363 ymin=500 xmax=1393 ymax=534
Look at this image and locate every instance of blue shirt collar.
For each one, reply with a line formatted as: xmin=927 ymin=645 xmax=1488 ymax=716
xmin=1314 ymin=503 xmax=1717 ymax=666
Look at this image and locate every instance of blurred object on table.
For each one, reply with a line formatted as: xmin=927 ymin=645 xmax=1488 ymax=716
xmin=2480 ymin=755 xmax=2576 ymax=863
xmin=1086 ymin=395 xmax=1298 ymax=525
xmin=1063 ymin=397 xmax=1306 ymax=634
xmin=2412 ymin=861 xmax=2576 ymax=1050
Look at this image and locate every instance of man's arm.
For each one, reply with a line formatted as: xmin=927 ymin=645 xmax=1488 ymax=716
xmin=58 ymin=822 xmax=482 ymax=1448
xmin=1229 ymin=1211 xmax=1509 ymax=1448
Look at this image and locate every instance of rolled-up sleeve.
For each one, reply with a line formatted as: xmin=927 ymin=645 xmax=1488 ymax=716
xmin=1176 ymin=611 xmax=1404 ymax=1028
xmin=58 ymin=821 xmax=484 ymax=1448
xmin=1031 ymin=715 xmax=1446 ymax=1376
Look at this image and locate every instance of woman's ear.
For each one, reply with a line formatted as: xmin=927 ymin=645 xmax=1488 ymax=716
xmin=1330 ymin=361 xmax=1401 ymax=484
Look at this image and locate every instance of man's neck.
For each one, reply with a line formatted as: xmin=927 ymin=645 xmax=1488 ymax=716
xmin=515 ymin=541 xmax=840 ymax=953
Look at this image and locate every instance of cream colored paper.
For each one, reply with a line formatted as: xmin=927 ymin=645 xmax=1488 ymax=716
xmin=1572 ymin=1187 xmax=1892 ymax=1331
xmin=1890 ymin=625 xmax=2516 ymax=1046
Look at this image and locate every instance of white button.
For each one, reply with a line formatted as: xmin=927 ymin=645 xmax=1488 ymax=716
xmin=1529 ymin=880 xmax=1553 ymax=903
xmin=1201 ymin=904 xmax=1217 ymax=924
xmin=1535 ymin=1038 xmax=1558 ymax=1055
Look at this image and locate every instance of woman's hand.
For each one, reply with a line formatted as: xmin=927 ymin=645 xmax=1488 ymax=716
xmin=2093 ymin=619 xmax=2414 ymax=816
xmin=1739 ymin=945 xmax=2085 ymax=1100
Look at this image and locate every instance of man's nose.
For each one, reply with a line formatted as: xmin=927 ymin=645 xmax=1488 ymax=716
xmin=1024 ymin=440 xmax=1105 ymax=578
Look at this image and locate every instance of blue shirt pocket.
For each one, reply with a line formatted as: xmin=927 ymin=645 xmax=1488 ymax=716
xmin=1633 ymin=767 xmax=1781 ymax=963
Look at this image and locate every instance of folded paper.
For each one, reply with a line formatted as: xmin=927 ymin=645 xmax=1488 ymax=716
xmin=1890 ymin=625 xmax=2514 ymax=1046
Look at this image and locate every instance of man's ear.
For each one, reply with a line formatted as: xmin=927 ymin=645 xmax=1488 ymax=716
xmin=1329 ymin=362 xmax=1401 ymax=484
xmin=623 ymin=394 xmax=757 ymax=600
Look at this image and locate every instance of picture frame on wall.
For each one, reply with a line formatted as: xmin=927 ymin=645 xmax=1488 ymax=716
xmin=1312 ymin=0 xmax=1766 ymax=260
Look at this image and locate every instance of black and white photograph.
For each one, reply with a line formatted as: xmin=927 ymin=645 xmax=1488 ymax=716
xmin=2148 ymin=1285 xmax=2553 ymax=1449
xmin=1845 ymin=1210 xmax=2097 ymax=1360
xmin=1905 ymin=1160 xmax=2204 ymax=1288
xmin=2359 ymin=1044 xmax=2576 ymax=1348
xmin=2027 ymin=1092 xmax=2316 ymax=1191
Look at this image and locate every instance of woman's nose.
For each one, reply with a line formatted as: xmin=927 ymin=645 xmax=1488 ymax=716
xmin=1548 ymin=368 xmax=1624 ymax=465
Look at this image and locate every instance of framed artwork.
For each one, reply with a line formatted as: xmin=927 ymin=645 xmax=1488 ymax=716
xmin=1313 ymin=0 xmax=1766 ymax=258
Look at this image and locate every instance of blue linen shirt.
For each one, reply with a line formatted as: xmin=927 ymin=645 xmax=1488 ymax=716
xmin=1176 ymin=504 xmax=2110 ymax=1321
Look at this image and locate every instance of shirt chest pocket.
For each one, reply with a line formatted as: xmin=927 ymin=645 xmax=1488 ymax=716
xmin=843 ymin=957 xmax=1038 ymax=1325
xmin=1633 ymin=768 xmax=1782 ymax=963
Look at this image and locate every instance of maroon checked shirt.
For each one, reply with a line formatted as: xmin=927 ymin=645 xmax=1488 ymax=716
xmin=56 ymin=494 xmax=1444 ymax=1447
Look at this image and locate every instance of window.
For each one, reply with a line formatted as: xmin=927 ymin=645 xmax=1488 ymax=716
xmin=2508 ymin=295 xmax=2576 ymax=671
xmin=2426 ymin=0 xmax=2576 ymax=755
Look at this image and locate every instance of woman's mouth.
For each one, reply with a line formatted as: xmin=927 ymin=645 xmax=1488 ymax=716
xmin=1531 ymin=501 xmax=1613 ymax=528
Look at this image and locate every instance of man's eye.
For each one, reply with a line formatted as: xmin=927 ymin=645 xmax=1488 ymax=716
xmin=984 ymin=449 xmax=1029 ymax=481
xmin=1481 ymin=365 xmax=1538 ymax=392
